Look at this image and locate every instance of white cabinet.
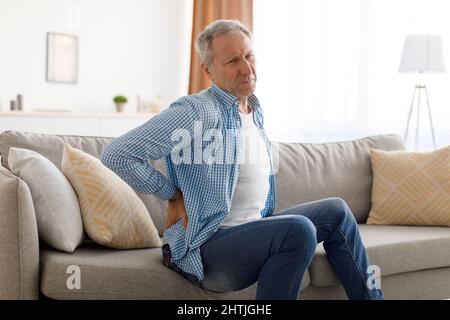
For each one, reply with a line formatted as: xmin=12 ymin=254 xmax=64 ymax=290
xmin=0 ymin=111 xmax=156 ymax=137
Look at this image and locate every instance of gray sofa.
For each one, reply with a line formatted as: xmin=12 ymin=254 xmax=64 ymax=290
xmin=1 ymin=130 xmax=449 ymax=300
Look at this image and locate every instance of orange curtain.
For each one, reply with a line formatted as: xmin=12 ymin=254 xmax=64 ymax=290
xmin=188 ymin=0 xmax=253 ymax=95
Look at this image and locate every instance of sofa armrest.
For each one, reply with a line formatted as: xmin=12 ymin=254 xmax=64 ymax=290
xmin=0 ymin=165 xmax=39 ymax=299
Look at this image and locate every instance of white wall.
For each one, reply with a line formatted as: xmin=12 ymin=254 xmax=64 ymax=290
xmin=0 ymin=0 xmax=193 ymax=113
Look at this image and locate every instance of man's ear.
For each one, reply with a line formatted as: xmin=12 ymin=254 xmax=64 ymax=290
xmin=201 ymin=63 xmax=214 ymax=81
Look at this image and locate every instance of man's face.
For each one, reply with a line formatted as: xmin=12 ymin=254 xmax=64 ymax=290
xmin=203 ymin=31 xmax=257 ymax=99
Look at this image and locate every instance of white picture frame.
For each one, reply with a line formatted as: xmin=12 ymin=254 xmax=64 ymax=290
xmin=46 ymin=32 xmax=78 ymax=84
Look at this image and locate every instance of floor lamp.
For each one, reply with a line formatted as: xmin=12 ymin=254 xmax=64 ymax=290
xmin=398 ymin=35 xmax=445 ymax=150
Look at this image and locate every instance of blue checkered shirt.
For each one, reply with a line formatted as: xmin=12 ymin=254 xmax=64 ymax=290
xmin=101 ymin=84 xmax=276 ymax=281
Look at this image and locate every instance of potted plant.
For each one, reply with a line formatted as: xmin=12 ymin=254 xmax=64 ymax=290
xmin=113 ymin=95 xmax=128 ymax=112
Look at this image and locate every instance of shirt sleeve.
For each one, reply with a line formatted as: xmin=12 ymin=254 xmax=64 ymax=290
xmin=100 ymin=101 xmax=207 ymax=200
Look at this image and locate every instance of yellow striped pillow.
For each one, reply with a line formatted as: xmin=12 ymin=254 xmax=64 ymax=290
xmin=367 ymin=146 xmax=450 ymax=226
xmin=61 ymin=143 xmax=161 ymax=249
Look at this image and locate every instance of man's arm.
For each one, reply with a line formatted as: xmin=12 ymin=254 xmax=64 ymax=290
xmin=100 ymin=101 xmax=204 ymax=201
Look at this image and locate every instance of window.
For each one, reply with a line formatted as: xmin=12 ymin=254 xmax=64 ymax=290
xmin=253 ymin=0 xmax=450 ymax=150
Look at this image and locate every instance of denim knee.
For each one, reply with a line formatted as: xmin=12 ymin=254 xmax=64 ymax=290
xmin=327 ymin=197 xmax=356 ymax=225
xmin=284 ymin=216 xmax=317 ymax=255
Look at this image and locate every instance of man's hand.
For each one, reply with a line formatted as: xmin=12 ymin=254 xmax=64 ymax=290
xmin=165 ymin=189 xmax=188 ymax=230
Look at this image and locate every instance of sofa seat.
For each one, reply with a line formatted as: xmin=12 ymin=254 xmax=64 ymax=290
xmin=40 ymin=240 xmax=311 ymax=300
xmin=309 ymin=224 xmax=450 ymax=287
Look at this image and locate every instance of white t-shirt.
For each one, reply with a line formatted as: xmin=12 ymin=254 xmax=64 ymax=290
xmin=220 ymin=108 xmax=271 ymax=228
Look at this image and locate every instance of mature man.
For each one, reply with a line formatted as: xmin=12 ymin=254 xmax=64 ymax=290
xmin=101 ymin=20 xmax=383 ymax=300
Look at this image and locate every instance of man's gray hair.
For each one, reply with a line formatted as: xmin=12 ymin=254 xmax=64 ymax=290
xmin=195 ymin=19 xmax=252 ymax=66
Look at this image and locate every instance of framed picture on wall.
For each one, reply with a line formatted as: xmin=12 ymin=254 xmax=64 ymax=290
xmin=46 ymin=32 xmax=78 ymax=84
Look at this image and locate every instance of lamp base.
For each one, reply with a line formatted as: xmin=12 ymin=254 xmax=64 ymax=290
xmin=404 ymin=84 xmax=437 ymax=150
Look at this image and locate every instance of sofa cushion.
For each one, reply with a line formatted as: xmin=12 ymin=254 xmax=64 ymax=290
xmin=301 ymin=267 xmax=450 ymax=300
xmin=40 ymin=241 xmax=311 ymax=299
xmin=273 ymin=134 xmax=405 ymax=222
xmin=61 ymin=143 xmax=161 ymax=249
xmin=8 ymin=147 xmax=84 ymax=252
xmin=309 ymin=224 xmax=450 ymax=287
xmin=367 ymin=146 xmax=450 ymax=226
xmin=0 ymin=131 xmax=168 ymax=237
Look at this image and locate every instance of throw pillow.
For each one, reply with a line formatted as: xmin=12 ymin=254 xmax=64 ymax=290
xmin=367 ymin=146 xmax=450 ymax=226
xmin=61 ymin=143 xmax=161 ymax=249
xmin=8 ymin=147 xmax=84 ymax=252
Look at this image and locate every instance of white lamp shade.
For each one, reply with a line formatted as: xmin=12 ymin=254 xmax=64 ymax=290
xmin=399 ymin=35 xmax=445 ymax=73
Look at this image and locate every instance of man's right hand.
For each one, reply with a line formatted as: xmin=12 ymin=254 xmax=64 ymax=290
xmin=165 ymin=189 xmax=188 ymax=230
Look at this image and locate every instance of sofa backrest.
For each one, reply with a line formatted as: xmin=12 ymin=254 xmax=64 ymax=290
xmin=0 ymin=131 xmax=405 ymax=232
xmin=0 ymin=131 xmax=168 ymax=237
xmin=273 ymin=134 xmax=405 ymax=222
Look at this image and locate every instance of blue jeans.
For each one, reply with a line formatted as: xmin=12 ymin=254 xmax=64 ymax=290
xmin=199 ymin=197 xmax=384 ymax=300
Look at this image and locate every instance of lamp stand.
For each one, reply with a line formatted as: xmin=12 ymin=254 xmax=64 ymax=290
xmin=404 ymin=84 xmax=437 ymax=150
